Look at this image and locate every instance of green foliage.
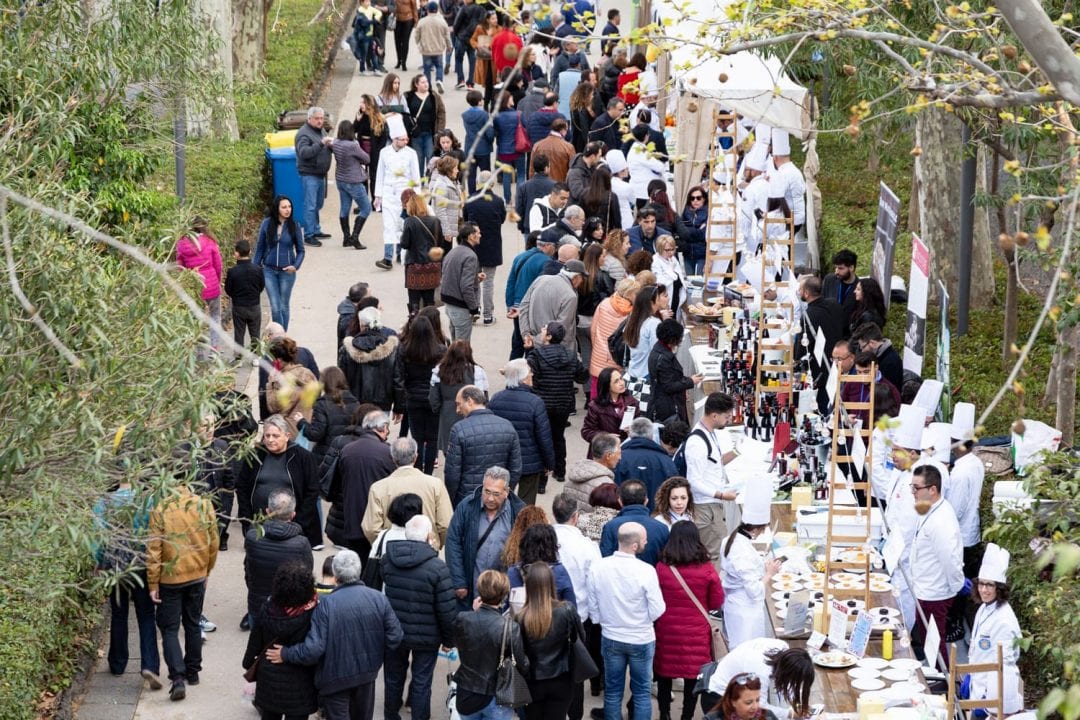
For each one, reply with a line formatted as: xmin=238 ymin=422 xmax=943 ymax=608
xmin=984 ymin=451 xmax=1080 ymax=708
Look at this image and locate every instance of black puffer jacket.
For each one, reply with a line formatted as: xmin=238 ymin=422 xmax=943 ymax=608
xmin=525 ymin=344 xmax=589 ymax=416
xmin=300 ymin=391 xmax=360 ymax=469
xmin=236 ymin=445 xmax=323 ymax=548
xmin=380 ymin=540 xmax=458 ymax=650
xmin=647 ymin=341 xmax=693 ymax=424
xmin=244 ymin=599 xmax=318 ymax=717
xmin=444 ymin=409 xmax=522 ymax=505
xmin=489 ymin=385 xmax=555 ymax=475
xmin=319 ymin=426 xmax=364 ymax=546
xmin=339 ymin=330 xmax=406 ymax=412
xmin=453 ymin=605 xmax=530 ymax=696
xmin=244 ymin=520 xmax=313 ymax=615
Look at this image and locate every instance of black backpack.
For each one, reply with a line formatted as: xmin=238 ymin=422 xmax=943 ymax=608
xmin=672 ymin=428 xmax=714 ymax=477
xmin=606 ymin=318 xmax=629 ymax=367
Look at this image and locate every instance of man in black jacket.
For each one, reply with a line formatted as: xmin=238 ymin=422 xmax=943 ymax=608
xmin=293 ymin=106 xmax=333 ymax=245
xmin=798 ymin=275 xmax=848 ymax=413
xmin=380 ymin=515 xmax=458 ymax=720
xmin=243 ymin=489 xmax=314 ymax=630
xmin=337 ymin=410 xmax=396 ymax=560
xmin=451 ymin=0 xmax=485 ymax=88
xmin=588 ymin=97 xmax=626 ymax=156
xmin=850 ymin=321 xmax=904 ymax=392
xmin=444 ymin=386 xmax=522 ymax=505
xmin=821 ymin=248 xmax=859 ymax=319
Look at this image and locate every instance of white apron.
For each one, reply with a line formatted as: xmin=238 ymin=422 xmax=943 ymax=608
xmin=374 ymin=144 xmax=420 ymax=247
xmin=721 ymin=533 xmax=767 ymax=646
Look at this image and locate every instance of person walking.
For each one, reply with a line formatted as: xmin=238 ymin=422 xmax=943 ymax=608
xmin=523 ymin=321 xmax=588 ymax=486
xmin=267 ymin=550 xmax=404 ymax=720
xmin=224 ymin=239 xmax=264 ymax=351
xmin=175 ymin=216 xmax=223 ymax=355
xmin=294 ymin=106 xmax=333 ymax=245
xmin=416 ymin=1 xmax=452 ymax=92
xmin=400 ymin=190 xmax=446 ymax=315
xmin=375 ymin=115 xmax=422 ymax=270
xmin=438 ymin=222 xmax=485 ymax=341
xmin=242 ymin=489 xmax=314 ymax=631
xmin=393 ymin=0 xmax=418 ymax=70
xmin=254 ymin=196 xmax=305 ymax=330
xmin=489 ymin=359 xmax=554 ymax=503
xmin=147 ymin=481 xmax=220 ymax=701
xmin=331 ymin=119 xmax=373 ymax=250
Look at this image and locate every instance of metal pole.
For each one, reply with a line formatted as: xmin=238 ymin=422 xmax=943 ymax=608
xmin=174 ymin=100 xmax=187 ymax=203
xmin=957 ymin=124 xmax=975 ymax=336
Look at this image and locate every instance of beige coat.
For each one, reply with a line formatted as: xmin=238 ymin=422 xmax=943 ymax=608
xmin=361 ymin=465 xmax=454 ymax=548
xmin=415 ymin=13 xmax=452 ymax=57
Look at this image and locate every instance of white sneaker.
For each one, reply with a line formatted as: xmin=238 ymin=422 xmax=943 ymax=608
xmin=436 ymin=80 xmax=444 ymax=94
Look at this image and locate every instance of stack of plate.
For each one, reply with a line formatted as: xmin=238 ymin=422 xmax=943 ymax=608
xmin=849 ymin=657 xmax=927 ymax=698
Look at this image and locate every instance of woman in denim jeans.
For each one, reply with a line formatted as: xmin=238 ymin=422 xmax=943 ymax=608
xmin=491 ymin=93 xmax=526 ymax=207
xmin=254 ymin=196 xmax=305 ymax=330
xmin=332 ymin=120 xmax=373 ymax=249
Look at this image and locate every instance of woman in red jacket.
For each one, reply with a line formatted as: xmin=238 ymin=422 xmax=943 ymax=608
xmin=581 ymin=366 xmax=640 ymax=447
xmin=616 ymin=52 xmax=647 ymax=106
xmin=654 ymin=521 xmax=725 ymax=720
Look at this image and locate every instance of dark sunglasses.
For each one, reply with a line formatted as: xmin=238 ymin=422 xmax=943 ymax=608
xmin=690 ymin=194 xmax=705 ymax=200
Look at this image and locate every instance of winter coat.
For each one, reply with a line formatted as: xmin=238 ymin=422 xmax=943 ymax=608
xmin=614 ymin=437 xmax=679 ymax=510
xmin=453 ymin=605 xmax=530 ymax=697
xmin=526 ymin=108 xmax=568 ymax=146
xmin=518 ymin=273 xmax=580 ymax=353
xmin=244 ymin=520 xmax=314 ymax=613
xmin=648 ymin=341 xmax=693 ymax=424
xmin=429 ymin=364 xmax=486 ymax=452
xmin=519 ymin=603 xmax=580 ymax=681
xmin=294 ymin=121 xmax=333 ymax=176
xmin=318 ymin=425 xmax=364 ymax=546
xmin=400 ymin=214 xmax=444 ymax=265
xmin=462 ymin=106 xmax=495 ymax=157
xmin=564 ymin=458 xmax=614 ymax=512
xmin=380 ymin=539 xmax=459 ymax=649
xmin=146 ymin=487 xmax=219 ymax=591
xmin=599 ymin=62 xmax=621 ymax=103
xmin=565 ymin=154 xmax=594 ymax=206
xmin=654 ymin=561 xmax=725 ymax=678
xmin=463 ymin=192 xmax=507 ymax=267
xmin=492 ymin=109 xmax=521 ymax=158
xmin=599 ymin=504 xmax=670 ymax=566
xmin=280 ymin=583 xmax=404 ymax=694
xmin=429 ymin=173 xmax=463 ymax=239
xmin=415 ymin=11 xmax=452 ymax=56
xmin=570 ymin=107 xmax=595 ymax=153
xmin=444 ymin=408 xmax=522 ymax=505
xmin=525 ymin=343 xmax=589 ymax=416
xmin=237 ymin=445 xmax=323 ymax=548
xmin=224 ymin=258 xmax=264 ymax=308
xmin=445 ymin=487 xmax=527 ymax=596
xmin=337 ymin=429 xmax=396 ymax=542
xmin=339 ymin=330 xmax=405 ymax=412
xmin=397 ymin=346 xmax=446 ymax=411
xmin=254 ymin=217 xmax=305 ymax=271
xmin=873 ymin=340 xmax=904 ymax=395
xmin=439 ymin=244 xmax=480 ymax=313
xmin=588 ymin=112 xmax=623 ymax=156
xmin=489 ymin=385 xmax=555 ymax=475
xmin=680 ymin=204 xmax=708 ymax=262
xmin=581 ymin=393 xmax=639 ymax=444
xmin=176 ymin=233 xmax=223 ymax=301
xmin=505 ymin=248 xmax=550 ymax=309
xmin=589 ymin=294 xmax=632 ymax=377
xmin=244 ymin=600 xmax=319 ymax=716
xmin=452 ymin=1 xmax=486 ymax=42
xmin=530 ymin=135 xmax=574 ymax=182
xmin=300 ymin=391 xmax=360 ymax=469
xmin=470 ymin=24 xmax=497 ymax=87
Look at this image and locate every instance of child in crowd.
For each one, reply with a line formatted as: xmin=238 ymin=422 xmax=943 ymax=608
xmin=224 ymin=239 xmax=264 ymax=352
xmin=461 ymin=89 xmax=494 ymax=195
xmin=316 ymin=555 xmax=337 ymax=595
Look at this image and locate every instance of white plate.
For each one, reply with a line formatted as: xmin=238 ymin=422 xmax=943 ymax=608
xmin=847 ymin=667 xmax=881 ymax=679
xmin=889 ymin=658 xmax=922 ymax=671
xmin=772 ymin=590 xmax=795 ymax=601
xmin=856 ymin=657 xmax=890 ymax=670
xmin=881 ymin=668 xmax=911 ymax=682
xmin=851 ymin=678 xmax=886 ymax=691
xmin=884 ymin=708 xmax=922 ymax=720
xmin=869 ymin=581 xmax=893 ymax=592
xmin=813 ymin=652 xmax=858 ymax=668
xmin=890 ymin=681 xmax=927 ymax=694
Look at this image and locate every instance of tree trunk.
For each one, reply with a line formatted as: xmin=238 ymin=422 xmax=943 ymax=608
xmin=914 ymin=107 xmax=960 ymax=303
xmin=866 ymin=125 xmax=881 ymax=175
xmin=971 ymin=146 xmax=996 ymax=305
xmin=233 ymin=0 xmax=269 ymax=81
xmin=189 ymin=0 xmax=239 ymax=140
xmin=1053 ymin=324 xmax=1078 ymax=446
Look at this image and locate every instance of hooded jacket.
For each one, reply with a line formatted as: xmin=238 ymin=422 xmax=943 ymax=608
xmin=244 ymin=519 xmax=314 ymax=612
xmin=244 ymin=600 xmax=319 ymax=716
xmin=563 ymin=458 xmax=614 ymax=512
xmin=381 ymin=539 xmax=459 ymax=649
xmin=339 ymin=330 xmax=405 ymax=412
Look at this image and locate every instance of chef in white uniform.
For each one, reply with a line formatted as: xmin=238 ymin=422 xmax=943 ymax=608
xmin=950 ymin=402 xmax=986 ymax=576
xmin=914 ymin=421 xmax=953 ymax=500
xmin=765 ymin=128 xmax=806 ymax=233
xmin=965 ymin=543 xmax=1024 ymax=715
xmin=737 ymin=140 xmax=770 ymax=257
xmin=373 ymin=114 xmax=420 ymax=268
xmin=882 ymin=403 xmax=925 ymax=630
xmin=720 ymin=479 xmax=780 ymax=647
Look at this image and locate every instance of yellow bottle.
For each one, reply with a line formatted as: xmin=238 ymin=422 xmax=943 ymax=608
xmin=882 ymin=629 xmax=893 ymax=660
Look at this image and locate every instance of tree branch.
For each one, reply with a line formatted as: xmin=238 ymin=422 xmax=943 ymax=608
xmin=997 ymin=0 xmax=1080 ymax=106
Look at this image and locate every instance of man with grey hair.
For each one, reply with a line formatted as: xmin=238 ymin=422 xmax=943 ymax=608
xmin=362 ymin=437 xmax=453 ymax=549
xmin=445 ymin=466 xmax=526 ymax=608
xmin=490 ymin=359 xmax=555 ymax=503
xmin=294 ymin=106 xmax=333 ymax=246
xmin=338 ymin=410 xmax=396 ymax=559
xmin=588 ymin=521 xmax=665 ymax=720
xmin=267 ymin=549 xmax=403 ymax=720
xmin=565 ymin=431 xmax=619 ymax=512
xmin=445 ymin=387 xmax=521 ymax=506
xmin=380 ymin=513 xmax=457 ymax=720
xmin=614 ymin=417 xmax=678 ymax=511
xmin=517 ymin=258 xmax=586 ymax=353
xmin=540 ymin=203 xmax=584 ymax=246
xmin=243 ymin=488 xmax=313 ymax=630
xmin=505 ymin=231 xmax=558 ymax=359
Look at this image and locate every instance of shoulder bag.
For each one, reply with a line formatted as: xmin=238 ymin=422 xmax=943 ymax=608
xmin=495 ymin=615 xmax=532 ymax=707
xmin=361 ymin=530 xmax=390 ymax=591
xmin=514 ymin=112 xmax=532 ymax=154
xmin=670 ymin=565 xmax=728 ymax=660
xmin=568 ymin=618 xmax=599 ymax=683
xmin=404 ymin=217 xmax=443 ymax=290
xmin=243 ymin=638 xmax=277 ymax=682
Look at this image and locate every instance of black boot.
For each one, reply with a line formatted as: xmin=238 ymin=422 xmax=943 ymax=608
xmin=351 ymin=215 xmax=368 ymax=250
xmin=340 ymin=217 xmax=353 ymax=247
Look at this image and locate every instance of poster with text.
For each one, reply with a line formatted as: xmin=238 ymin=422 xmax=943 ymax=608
xmin=873 ymin=182 xmax=902 ymax=308
xmin=903 ymin=233 xmax=929 ymax=375
xmin=936 ymin=280 xmax=951 ymax=422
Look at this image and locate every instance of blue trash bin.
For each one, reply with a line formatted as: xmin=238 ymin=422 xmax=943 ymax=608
xmin=266 ymin=147 xmax=307 ymax=224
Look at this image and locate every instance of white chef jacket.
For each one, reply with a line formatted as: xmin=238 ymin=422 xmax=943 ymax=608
xmin=684 ymin=422 xmax=727 ymax=506
xmin=627 ymin=142 xmax=666 ymax=201
xmin=968 ymin=601 xmax=1023 ymax=714
xmin=611 ymin=176 xmax=635 ymax=230
xmin=884 ymin=467 xmax=918 ymax=628
xmin=738 ymin=175 xmax=769 ymax=255
xmin=766 ymin=160 xmax=806 ymax=227
xmin=554 ymin=523 xmax=602 ymax=623
xmin=870 ymin=427 xmax=894 ymax=501
xmin=912 ymin=456 xmax=952 ymax=503
xmin=909 ymin=497 xmax=964 ymax=601
xmin=720 ymin=532 xmax=767 ymax=646
xmin=707 ymin=637 xmax=790 ymax=717
xmin=374 ymin=144 xmax=421 ymax=246
xmin=629 ymin=102 xmax=661 ymax=132
xmin=951 ymin=452 xmax=985 ymax=547
xmin=587 ymin=551 xmax=665 ymax=644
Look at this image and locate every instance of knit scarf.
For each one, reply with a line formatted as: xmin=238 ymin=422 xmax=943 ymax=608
xmin=284 ymin=594 xmax=318 ymax=617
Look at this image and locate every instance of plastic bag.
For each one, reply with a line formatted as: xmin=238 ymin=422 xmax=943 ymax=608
xmin=240 ymin=680 xmax=256 ymax=705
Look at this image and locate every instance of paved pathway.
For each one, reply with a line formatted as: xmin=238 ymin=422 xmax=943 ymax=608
xmin=75 ymin=16 xmax=641 ymax=720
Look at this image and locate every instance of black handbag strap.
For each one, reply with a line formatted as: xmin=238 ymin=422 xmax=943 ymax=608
xmin=476 ymin=515 xmax=500 ymax=552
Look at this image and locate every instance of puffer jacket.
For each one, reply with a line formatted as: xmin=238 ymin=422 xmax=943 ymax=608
xmin=444 ymin=409 xmax=522 ymax=505
xmin=563 ymin=458 xmax=614 ymax=512
xmin=175 ymin=233 xmax=223 ymax=301
xmin=445 ymin=486 xmax=527 ymax=600
xmin=319 ymin=425 xmax=363 ymax=546
xmin=280 ymin=583 xmax=403 ymax=693
xmin=300 ymin=391 xmax=360 ymax=469
xmin=380 ymin=539 xmax=459 ymax=649
xmin=565 ymin=153 xmax=594 ymax=207
xmin=489 ymin=385 xmax=555 ymax=475
xmin=581 ymin=393 xmax=640 ymax=445
xmin=453 ymin=605 xmax=529 ymax=696
xmin=244 ymin=600 xmax=319 ymax=717
xmin=525 ymin=344 xmax=588 ymax=416
xmin=339 ymin=330 xmax=405 ymax=412
xmin=429 ymin=173 xmax=463 ymax=239
xmin=236 ymin=445 xmax=323 ymax=549
xmin=243 ymin=520 xmax=313 ymax=615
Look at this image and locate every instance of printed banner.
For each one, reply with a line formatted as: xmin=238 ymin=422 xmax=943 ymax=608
xmin=903 ymin=233 xmax=929 ymax=375
xmin=873 ymin=182 xmax=901 ymax=308
xmin=936 ymin=280 xmax=951 ymax=422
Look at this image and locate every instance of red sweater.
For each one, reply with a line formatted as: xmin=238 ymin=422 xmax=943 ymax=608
xmin=492 ymin=29 xmax=523 ymax=75
xmin=654 ymin=561 xmax=725 ymax=679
